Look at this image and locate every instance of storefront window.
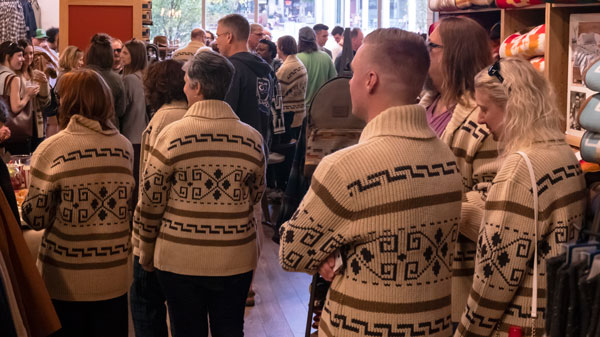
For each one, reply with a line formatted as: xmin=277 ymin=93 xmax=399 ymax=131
xmin=206 ymin=0 xmax=255 ymax=32
xmin=382 ymin=0 xmax=428 ymax=33
xmin=262 ymin=0 xmax=316 ymax=40
xmin=348 ymin=0 xmax=378 ymax=33
xmin=150 ymin=0 xmax=203 ymax=46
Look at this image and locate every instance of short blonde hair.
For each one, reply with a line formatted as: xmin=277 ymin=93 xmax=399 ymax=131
xmin=59 ymin=46 xmax=83 ymax=73
xmin=474 ymin=57 xmax=564 ymax=155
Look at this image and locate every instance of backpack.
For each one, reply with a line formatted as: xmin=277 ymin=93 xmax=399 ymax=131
xmin=304 ymin=29 xmax=365 ymax=177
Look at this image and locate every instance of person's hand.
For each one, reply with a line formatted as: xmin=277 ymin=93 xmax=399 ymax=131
xmin=25 ymin=85 xmax=40 ymax=97
xmin=0 ymin=126 xmax=11 ymax=143
xmin=32 ymin=70 xmax=47 ymax=84
xmin=141 ymin=259 xmax=155 ymax=272
xmin=318 ymin=254 xmax=336 ymax=282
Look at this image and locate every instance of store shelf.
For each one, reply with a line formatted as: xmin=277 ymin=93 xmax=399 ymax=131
xmin=551 ymin=2 xmax=600 ymax=8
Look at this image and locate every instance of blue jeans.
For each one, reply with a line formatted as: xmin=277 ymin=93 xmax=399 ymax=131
xmin=130 ymin=256 xmax=168 ymax=337
xmin=156 ymin=269 xmax=253 ymax=337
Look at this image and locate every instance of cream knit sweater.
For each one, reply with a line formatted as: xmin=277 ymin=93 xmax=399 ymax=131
xmin=132 ymin=101 xmax=187 ymax=257
xmin=280 ymin=104 xmax=464 ymax=337
xmin=276 ymin=54 xmax=308 ymax=129
xmin=455 ymin=140 xmax=585 ymax=337
xmin=441 ymin=96 xmax=501 ymax=322
xmin=22 ymin=115 xmax=135 ymax=301
xmin=135 ymin=100 xmax=265 ymax=276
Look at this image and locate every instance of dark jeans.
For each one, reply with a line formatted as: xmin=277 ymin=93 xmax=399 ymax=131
xmin=130 ymin=256 xmax=168 ymax=337
xmin=156 ymin=269 xmax=253 ymax=337
xmin=52 ymin=294 xmax=127 ymax=337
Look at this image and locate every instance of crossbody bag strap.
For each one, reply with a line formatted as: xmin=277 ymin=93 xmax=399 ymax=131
xmin=516 ymin=151 xmax=539 ymax=321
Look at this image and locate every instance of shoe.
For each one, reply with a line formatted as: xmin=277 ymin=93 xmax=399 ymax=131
xmin=584 ymin=56 xmax=600 ymax=92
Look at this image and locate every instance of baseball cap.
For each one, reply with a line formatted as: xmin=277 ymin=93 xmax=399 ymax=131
xmin=298 ymin=27 xmax=316 ymax=43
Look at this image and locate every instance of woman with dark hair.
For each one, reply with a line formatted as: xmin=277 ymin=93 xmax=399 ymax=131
xmin=129 ymin=59 xmax=187 ymax=337
xmin=276 ymin=35 xmax=306 ymax=139
xmin=17 ymin=39 xmax=50 ymax=152
xmin=256 ymin=38 xmax=282 ymax=72
xmin=120 ymin=39 xmax=148 ymax=211
xmin=296 ymin=26 xmax=336 ymax=111
xmin=0 ymin=41 xmax=40 ymax=154
xmin=422 ymin=16 xmax=500 ymax=328
xmin=85 ymin=33 xmax=125 ymax=128
xmin=21 ymin=69 xmax=134 ymax=337
xmin=205 ymin=30 xmax=215 ymax=45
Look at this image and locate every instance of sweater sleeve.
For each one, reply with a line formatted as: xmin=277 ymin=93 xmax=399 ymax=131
xmin=455 ymin=179 xmax=536 ymax=337
xmin=135 ymin=130 xmax=174 ymax=266
xmin=460 ymin=182 xmax=491 ymax=242
xmin=21 ymin=151 xmax=57 ymax=230
xmin=279 ymin=156 xmax=353 ymax=274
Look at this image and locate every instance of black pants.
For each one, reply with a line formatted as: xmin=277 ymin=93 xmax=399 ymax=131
xmin=52 ymin=294 xmax=128 ymax=337
xmin=130 ymin=256 xmax=168 ymax=337
xmin=156 ymin=269 xmax=253 ymax=337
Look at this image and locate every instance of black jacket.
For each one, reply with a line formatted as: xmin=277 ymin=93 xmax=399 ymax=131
xmin=225 ymin=52 xmax=274 ymax=141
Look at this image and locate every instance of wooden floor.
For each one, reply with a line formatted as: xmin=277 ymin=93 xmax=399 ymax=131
xmin=244 ymin=224 xmax=312 ymax=337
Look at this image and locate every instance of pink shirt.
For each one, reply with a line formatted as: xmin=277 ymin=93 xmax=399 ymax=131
xmin=426 ymin=97 xmax=455 ymax=138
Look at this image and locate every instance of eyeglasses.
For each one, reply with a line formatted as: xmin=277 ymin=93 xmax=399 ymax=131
xmin=426 ymin=40 xmax=443 ymax=52
xmin=113 ymin=48 xmax=122 ymax=53
xmin=488 ymin=60 xmax=504 ymax=83
xmin=215 ymin=31 xmax=231 ymax=38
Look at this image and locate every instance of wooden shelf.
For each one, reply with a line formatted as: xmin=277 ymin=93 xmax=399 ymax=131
xmin=551 ymin=2 xmax=600 ymax=8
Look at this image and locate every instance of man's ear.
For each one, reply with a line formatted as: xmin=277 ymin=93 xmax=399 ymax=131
xmin=366 ymin=71 xmax=378 ymax=94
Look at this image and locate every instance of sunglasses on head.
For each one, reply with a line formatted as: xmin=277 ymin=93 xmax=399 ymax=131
xmin=488 ymin=60 xmax=504 ymax=83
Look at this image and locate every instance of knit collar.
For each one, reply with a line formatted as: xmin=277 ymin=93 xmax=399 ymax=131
xmin=159 ymin=100 xmax=188 ymax=111
xmin=283 ymin=54 xmax=300 ymax=65
xmin=440 ymin=95 xmax=478 ymax=144
xmin=359 ymin=104 xmax=436 ymax=143
xmin=184 ymin=100 xmax=239 ymax=121
xmin=187 ymin=40 xmax=206 ymax=49
xmin=64 ymin=114 xmax=118 ymax=135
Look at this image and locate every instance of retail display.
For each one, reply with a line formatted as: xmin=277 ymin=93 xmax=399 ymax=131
xmin=499 ymin=24 xmax=545 ymax=59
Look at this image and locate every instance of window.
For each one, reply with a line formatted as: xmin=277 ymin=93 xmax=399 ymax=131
xmin=151 ymin=0 xmax=202 ymax=46
xmin=206 ymin=0 xmax=255 ymax=33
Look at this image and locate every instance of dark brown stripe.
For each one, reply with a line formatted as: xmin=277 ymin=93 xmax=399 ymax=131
xmin=149 ymin=149 xmax=263 ymax=167
xmin=328 ymin=288 xmax=450 ymax=314
xmin=165 ymin=207 xmax=253 ymax=219
xmin=31 ymin=166 xmax=132 ymax=182
xmin=457 ymin=323 xmax=488 ymax=337
xmin=39 ymin=254 xmax=128 ymax=270
xmin=159 ymin=232 xmax=256 ymax=247
xmin=515 ymin=287 xmax=546 ymax=299
xmin=485 ymin=190 xmax=585 ymax=221
xmin=138 ymin=233 xmax=156 ymax=243
xmin=453 ymin=268 xmax=475 ymax=277
xmin=468 ymin=288 xmax=506 ymax=311
xmin=452 ymin=148 xmax=498 ymax=164
xmin=312 ymin=177 xmax=462 ymax=220
xmin=140 ymin=210 xmax=163 ymax=220
xmin=50 ymin=228 xmax=129 ymax=242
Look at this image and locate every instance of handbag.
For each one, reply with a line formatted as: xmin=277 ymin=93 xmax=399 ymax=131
xmin=1 ymin=73 xmax=33 ymax=143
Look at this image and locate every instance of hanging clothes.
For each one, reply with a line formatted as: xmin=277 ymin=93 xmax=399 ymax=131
xmin=0 ymin=0 xmax=27 ymax=43
xmin=20 ymin=0 xmax=36 ymax=39
xmin=30 ymin=0 xmax=41 ymax=29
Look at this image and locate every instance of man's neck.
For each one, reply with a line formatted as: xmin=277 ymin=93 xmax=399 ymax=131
xmin=227 ymin=43 xmax=249 ymax=57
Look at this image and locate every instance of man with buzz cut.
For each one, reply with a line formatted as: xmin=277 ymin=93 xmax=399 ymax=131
xmin=279 ymin=28 xmax=463 ymax=337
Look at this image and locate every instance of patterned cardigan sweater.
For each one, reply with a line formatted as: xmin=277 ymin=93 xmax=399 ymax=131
xmin=276 ymin=54 xmax=308 ymax=129
xmin=279 ymin=104 xmax=464 ymax=337
xmin=455 ymin=140 xmax=585 ymax=337
xmin=134 ymin=100 xmax=266 ymax=277
xmin=132 ymin=100 xmax=187 ymax=257
xmin=21 ymin=115 xmax=135 ymax=301
xmin=441 ymin=96 xmax=501 ymax=322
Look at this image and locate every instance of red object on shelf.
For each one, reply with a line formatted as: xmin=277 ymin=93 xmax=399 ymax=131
xmin=508 ymin=326 xmax=523 ymax=337
xmin=68 ymin=5 xmax=134 ymax=51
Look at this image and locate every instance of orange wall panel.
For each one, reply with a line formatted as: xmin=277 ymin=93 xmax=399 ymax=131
xmin=68 ymin=5 xmax=133 ymax=51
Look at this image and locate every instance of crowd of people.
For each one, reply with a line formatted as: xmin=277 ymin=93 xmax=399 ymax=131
xmin=0 ymin=12 xmax=587 ymax=337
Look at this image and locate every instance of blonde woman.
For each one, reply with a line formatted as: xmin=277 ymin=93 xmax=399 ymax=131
xmin=58 ymin=46 xmax=84 ymax=75
xmin=455 ymin=57 xmax=586 ymax=337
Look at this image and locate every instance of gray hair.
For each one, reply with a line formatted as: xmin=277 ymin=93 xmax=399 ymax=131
xmin=183 ymin=50 xmax=235 ymax=100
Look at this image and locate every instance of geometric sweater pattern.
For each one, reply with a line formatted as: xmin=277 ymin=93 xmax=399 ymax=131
xmin=279 ymin=105 xmax=464 ymax=337
xmin=21 ymin=115 xmax=135 ymax=301
xmin=276 ymin=54 xmax=308 ymax=129
xmin=134 ymin=100 xmax=266 ymax=277
xmin=132 ymin=100 xmax=187 ymax=257
xmin=441 ymin=96 xmax=501 ymax=322
xmin=454 ymin=140 xmax=586 ymax=337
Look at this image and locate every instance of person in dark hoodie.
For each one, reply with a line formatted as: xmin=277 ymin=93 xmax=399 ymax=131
xmin=216 ymin=14 xmax=275 ymax=144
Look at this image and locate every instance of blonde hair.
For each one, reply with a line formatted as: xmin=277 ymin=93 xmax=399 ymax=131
xmin=59 ymin=46 xmax=82 ymax=73
xmin=474 ymin=57 xmax=564 ymax=155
